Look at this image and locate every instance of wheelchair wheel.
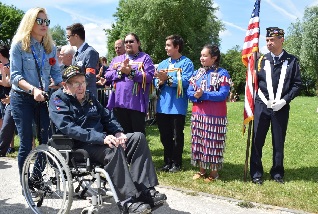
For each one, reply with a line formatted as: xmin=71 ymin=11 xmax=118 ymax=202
xmin=22 ymin=145 xmax=73 ymax=214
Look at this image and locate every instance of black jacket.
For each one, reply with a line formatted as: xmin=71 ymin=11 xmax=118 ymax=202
xmin=256 ymin=50 xmax=302 ymax=104
xmin=49 ymin=88 xmax=123 ymax=145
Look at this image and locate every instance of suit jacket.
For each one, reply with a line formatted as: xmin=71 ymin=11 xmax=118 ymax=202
xmin=74 ymin=43 xmax=99 ymax=97
xmin=256 ymin=50 xmax=302 ymax=104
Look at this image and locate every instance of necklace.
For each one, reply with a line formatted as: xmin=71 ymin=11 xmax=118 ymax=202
xmin=168 ymin=56 xmax=182 ymax=69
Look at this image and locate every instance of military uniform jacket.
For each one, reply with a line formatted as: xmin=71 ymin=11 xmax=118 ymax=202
xmin=256 ymin=51 xmax=302 ymax=105
xmin=74 ymin=43 xmax=99 ymax=72
xmin=49 ymin=88 xmax=123 ymax=145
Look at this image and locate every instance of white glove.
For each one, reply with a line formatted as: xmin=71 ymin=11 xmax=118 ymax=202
xmin=272 ymin=99 xmax=286 ymax=111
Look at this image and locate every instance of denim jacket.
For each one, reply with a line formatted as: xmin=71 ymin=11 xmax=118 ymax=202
xmin=10 ymin=37 xmax=62 ymax=92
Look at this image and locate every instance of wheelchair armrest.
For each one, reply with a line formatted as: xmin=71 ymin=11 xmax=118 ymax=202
xmin=48 ymin=134 xmax=74 ymax=150
xmin=70 ymin=149 xmax=92 ymax=172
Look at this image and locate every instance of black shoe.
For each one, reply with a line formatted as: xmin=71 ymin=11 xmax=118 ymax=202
xmin=252 ymin=177 xmax=263 ymax=185
xmin=169 ymin=164 xmax=181 ymax=173
xmin=160 ymin=164 xmax=171 ymax=172
xmin=124 ymin=201 xmax=151 ymax=214
xmin=138 ymin=187 xmax=167 ymax=208
xmin=29 ymin=177 xmax=44 ymax=189
xmin=272 ymin=176 xmax=284 ymax=184
xmin=6 ymin=147 xmax=15 ymax=154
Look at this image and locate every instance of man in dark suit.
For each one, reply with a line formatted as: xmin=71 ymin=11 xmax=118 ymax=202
xmin=250 ymin=27 xmax=302 ymax=185
xmin=66 ymin=23 xmax=99 ymax=97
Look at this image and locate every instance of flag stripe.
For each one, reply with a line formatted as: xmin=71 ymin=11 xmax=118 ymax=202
xmin=242 ymin=0 xmax=261 ymax=133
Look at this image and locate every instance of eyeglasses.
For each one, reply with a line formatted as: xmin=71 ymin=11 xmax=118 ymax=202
xmin=124 ymin=40 xmax=135 ymax=44
xmin=68 ymin=82 xmax=87 ymax=88
xmin=35 ymin=18 xmax=50 ymax=26
xmin=66 ymin=34 xmax=75 ymax=39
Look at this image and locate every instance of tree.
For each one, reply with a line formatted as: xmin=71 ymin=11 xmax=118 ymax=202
xmin=220 ymin=45 xmax=246 ymax=94
xmin=50 ymin=24 xmax=67 ymax=46
xmin=105 ymin=0 xmax=223 ymax=67
xmin=299 ymin=6 xmax=318 ymax=96
xmin=284 ymin=6 xmax=318 ymax=96
xmin=0 ymin=3 xmax=24 ymax=46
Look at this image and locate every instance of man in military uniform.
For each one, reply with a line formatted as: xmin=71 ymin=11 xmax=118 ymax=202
xmin=250 ymin=27 xmax=302 ymax=185
xmin=49 ymin=66 xmax=166 ymax=213
xmin=66 ymin=23 xmax=99 ymax=97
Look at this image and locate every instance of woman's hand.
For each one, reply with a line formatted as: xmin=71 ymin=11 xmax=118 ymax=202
xmin=1 ymin=95 xmax=10 ymax=104
xmin=33 ymin=88 xmax=47 ymax=102
xmin=194 ymin=88 xmax=203 ymax=99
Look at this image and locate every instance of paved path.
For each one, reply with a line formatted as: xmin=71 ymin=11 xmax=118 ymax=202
xmin=0 ymin=157 xmax=309 ymax=214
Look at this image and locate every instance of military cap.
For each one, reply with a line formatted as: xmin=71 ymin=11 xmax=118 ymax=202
xmin=62 ymin=65 xmax=85 ymax=82
xmin=266 ymin=27 xmax=284 ymax=37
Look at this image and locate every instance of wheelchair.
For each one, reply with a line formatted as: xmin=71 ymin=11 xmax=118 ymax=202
xmin=21 ymin=133 xmax=122 ymax=214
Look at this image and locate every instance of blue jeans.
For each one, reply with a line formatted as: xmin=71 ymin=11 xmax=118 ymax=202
xmin=0 ymin=104 xmax=16 ymax=156
xmin=10 ymin=91 xmax=50 ymax=176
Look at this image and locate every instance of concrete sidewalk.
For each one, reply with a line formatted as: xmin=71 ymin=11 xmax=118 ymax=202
xmin=0 ymin=157 xmax=309 ymax=214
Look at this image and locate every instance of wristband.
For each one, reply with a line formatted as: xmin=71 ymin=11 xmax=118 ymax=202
xmin=128 ymin=69 xmax=136 ymax=79
xmin=117 ymin=69 xmax=122 ymax=79
xmin=28 ymin=86 xmax=35 ymax=95
xmin=167 ymin=75 xmax=173 ymax=86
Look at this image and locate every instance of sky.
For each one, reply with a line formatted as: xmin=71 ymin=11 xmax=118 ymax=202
xmin=2 ymin=0 xmax=318 ymax=59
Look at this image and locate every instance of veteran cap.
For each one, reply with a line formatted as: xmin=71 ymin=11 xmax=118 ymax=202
xmin=62 ymin=65 xmax=85 ymax=82
xmin=266 ymin=27 xmax=284 ymax=37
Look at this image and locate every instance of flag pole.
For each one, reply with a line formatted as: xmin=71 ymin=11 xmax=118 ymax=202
xmin=244 ymin=122 xmax=252 ymax=182
xmin=243 ymin=51 xmax=257 ymax=182
xmin=242 ymin=0 xmax=260 ymax=182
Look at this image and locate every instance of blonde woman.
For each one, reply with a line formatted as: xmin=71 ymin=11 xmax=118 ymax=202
xmin=10 ymin=7 xmax=62 ymax=181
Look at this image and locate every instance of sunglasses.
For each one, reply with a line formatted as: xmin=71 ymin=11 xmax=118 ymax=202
xmin=125 ymin=40 xmax=135 ymax=44
xmin=35 ymin=18 xmax=50 ymax=26
xmin=66 ymin=34 xmax=75 ymax=39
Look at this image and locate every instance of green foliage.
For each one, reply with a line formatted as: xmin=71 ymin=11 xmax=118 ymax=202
xmin=146 ymin=96 xmax=318 ymax=213
xmin=105 ymin=0 xmax=223 ymax=67
xmin=220 ymin=45 xmax=246 ymax=94
xmin=285 ymin=6 xmax=318 ymax=96
xmin=9 ymin=97 xmax=318 ymax=212
xmin=0 ymin=3 xmax=24 ymax=46
xmin=50 ymin=24 xmax=67 ymax=46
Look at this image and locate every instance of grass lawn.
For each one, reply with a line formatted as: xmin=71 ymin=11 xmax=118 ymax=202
xmin=7 ymin=96 xmax=318 ymax=213
xmin=146 ymin=96 xmax=318 ymax=213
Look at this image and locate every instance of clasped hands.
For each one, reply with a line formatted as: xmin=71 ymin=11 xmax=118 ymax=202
xmin=154 ymin=69 xmax=168 ymax=85
xmin=119 ymin=58 xmax=132 ymax=75
xmin=271 ymin=99 xmax=286 ymax=111
xmin=103 ymin=132 xmax=127 ymax=150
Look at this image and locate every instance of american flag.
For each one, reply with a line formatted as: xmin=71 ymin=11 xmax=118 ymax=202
xmin=242 ymin=0 xmax=261 ymax=133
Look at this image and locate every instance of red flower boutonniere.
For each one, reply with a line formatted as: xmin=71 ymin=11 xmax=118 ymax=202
xmin=49 ymin=57 xmax=56 ymax=66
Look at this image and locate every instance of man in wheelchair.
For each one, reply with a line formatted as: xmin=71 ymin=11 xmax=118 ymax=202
xmin=49 ymin=65 xmax=166 ymax=214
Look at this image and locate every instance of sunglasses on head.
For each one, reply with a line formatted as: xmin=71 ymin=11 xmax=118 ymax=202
xmin=35 ymin=18 xmax=50 ymax=26
xmin=66 ymin=34 xmax=75 ymax=39
xmin=125 ymin=40 xmax=135 ymax=44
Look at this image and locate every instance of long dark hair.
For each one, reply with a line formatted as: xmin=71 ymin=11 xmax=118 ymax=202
xmin=203 ymin=44 xmax=220 ymax=67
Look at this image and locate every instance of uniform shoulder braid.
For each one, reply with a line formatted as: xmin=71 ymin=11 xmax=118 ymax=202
xmin=257 ymin=55 xmax=265 ymax=71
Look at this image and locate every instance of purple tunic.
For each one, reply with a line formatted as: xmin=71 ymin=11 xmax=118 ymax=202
xmin=105 ymin=52 xmax=155 ymax=113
